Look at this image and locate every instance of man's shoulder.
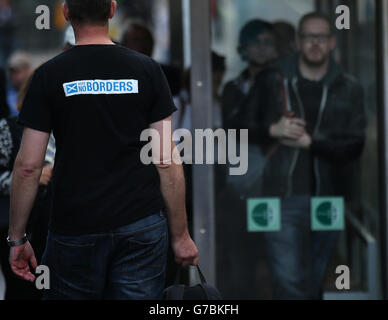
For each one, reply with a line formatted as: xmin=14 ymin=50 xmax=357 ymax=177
xmin=341 ymin=72 xmax=362 ymax=86
xmin=105 ymin=45 xmax=157 ymax=67
xmin=31 ymin=51 xmax=69 ymax=75
xmin=334 ymin=71 xmax=364 ymax=93
xmin=38 ymin=45 xmax=157 ymax=72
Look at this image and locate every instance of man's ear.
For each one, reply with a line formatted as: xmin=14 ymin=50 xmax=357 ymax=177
xmin=62 ymin=2 xmax=70 ymax=22
xmin=109 ymin=1 xmax=117 ymax=19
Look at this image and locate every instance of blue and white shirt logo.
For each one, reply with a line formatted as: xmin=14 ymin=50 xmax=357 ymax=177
xmin=63 ymin=79 xmax=139 ymax=97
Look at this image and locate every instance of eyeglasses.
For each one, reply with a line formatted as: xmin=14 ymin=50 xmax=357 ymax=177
xmin=299 ymin=33 xmax=332 ymax=43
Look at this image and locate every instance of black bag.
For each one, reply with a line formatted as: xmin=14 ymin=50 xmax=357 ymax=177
xmin=163 ymin=266 xmax=222 ymax=300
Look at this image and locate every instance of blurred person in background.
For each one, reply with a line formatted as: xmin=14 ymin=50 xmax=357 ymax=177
xmin=0 ymin=68 xmax=35 ymax=299
xmin=211 ymin=52 xmax=226 ymax=130
xmin=0 ymin=0 xmax=14 ymax=68
xmin=121 ymin=20 xmax=181 ymax=96
xmin=258 ymin=12 xmax=366 ymax=299
xmin=222 ymin=19 xmax=278 ymax=131
xmin=121 ymin=20 xmax=154 ymax=58
xmin=273 ymin=21 xmax=297 ymax=59
xmin=0 ymin=67 xmax=56 ymax=300
xmin=222 ymin=19 xmax=278 ymax=168
xmin=0 ymin=68 xmax=8 ymax=117
xmin=6 ymin=52 xmax=32 ymax=117
xmin=173 ymin=52 xmax=226 ymax=133
xmin=218 ymin=19 xmax=278 ymax=299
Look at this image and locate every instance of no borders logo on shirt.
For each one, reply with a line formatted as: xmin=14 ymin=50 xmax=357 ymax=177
xmin=63 ymin=79 xmax=139 ymax=97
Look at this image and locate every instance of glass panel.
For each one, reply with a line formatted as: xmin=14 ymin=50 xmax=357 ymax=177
xmin=210 ymin=0 xmax=382 ymax=299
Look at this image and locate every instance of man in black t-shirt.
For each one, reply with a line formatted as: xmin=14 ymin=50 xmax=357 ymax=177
xmin=7 ymin=0 xmax=198 ymax=300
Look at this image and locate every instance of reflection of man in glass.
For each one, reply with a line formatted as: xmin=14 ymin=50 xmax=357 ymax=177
xmin=222 ymin=20 xmax=278 ymax=197
xmin=260 ymin=12 xmax=366 ymax=299
xmin=218 ymin=20 xmax=278 ymax=299
xmin=222 ymin=19 xmax=277 ymax=131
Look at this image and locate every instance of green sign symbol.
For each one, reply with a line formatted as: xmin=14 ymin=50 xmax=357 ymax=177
xmin=315 ymin=201 xmax=338 ymax=226
xmin=252 ymin=203 xmax=273 ymax=227
xmin=247 ymin=198 xmax=280 ymax=232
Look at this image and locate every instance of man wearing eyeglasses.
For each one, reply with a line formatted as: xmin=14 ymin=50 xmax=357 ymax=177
xmin=258 ymin=12 xmax=366 ymax=299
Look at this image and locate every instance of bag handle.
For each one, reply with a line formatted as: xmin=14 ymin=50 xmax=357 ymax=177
xmin=174 ymin=265 xmax=207 ymax=285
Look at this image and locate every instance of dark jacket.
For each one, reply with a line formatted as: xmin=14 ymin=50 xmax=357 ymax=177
xmin=259 ymin=54 xmax=367 ymax=197
xmin=222 ymin=68 xmax=271 ymax=145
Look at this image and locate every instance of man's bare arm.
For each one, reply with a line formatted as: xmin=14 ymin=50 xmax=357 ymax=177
xmin=9 ymin=128 xmax=50 ymax=239
xmin=150 ymin=117 xmax=199 ymax=267
xmin=8 ymin=128 xmax=49 ymax=282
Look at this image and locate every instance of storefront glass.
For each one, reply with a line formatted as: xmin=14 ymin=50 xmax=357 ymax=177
xmin=207 ymin=0 xmax=382 ymax=299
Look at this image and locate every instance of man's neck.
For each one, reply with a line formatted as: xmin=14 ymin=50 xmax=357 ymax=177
xmin=299 ymin=57 xmax=329 ymax=81
xmin=74 ymin=24 xmax=114 ymax=45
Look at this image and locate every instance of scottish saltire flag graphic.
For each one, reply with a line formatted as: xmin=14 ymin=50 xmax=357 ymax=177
xmin=63 ymin=79 xmax=139 ymax=97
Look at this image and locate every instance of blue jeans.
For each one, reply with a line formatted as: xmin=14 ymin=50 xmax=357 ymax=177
xmin=263 ymin=196 xmax=340 ymax=300
xmin=41 ymin=212 xmax=168 ymax=300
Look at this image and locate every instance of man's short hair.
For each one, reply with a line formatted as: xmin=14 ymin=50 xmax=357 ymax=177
xmin=238 ymin=19 xmax=274 ymax=49
xmin=298 ymin=12 xmax=333 ymax=35
xmin=65 ymin=0 xmax=112 ymax=25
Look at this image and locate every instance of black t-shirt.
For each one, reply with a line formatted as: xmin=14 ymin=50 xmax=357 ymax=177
xmin=291 ymin=73 xmax=323 ymax=196
xmin=18 ymin=44 xmax=177 ymax=235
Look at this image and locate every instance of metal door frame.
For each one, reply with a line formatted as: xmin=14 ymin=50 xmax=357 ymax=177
xmin=189 ymin=0 xmax=216 ymax=285
xmin=377 ymin=0 xmax=388 ymax=300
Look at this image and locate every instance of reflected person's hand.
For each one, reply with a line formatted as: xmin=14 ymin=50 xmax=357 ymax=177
xmin=280 ymin=133 xmax=312 ymax=149
xmin=270 ymin=116 xmax=307 ymax=140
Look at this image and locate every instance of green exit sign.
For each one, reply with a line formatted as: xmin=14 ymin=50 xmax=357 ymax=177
xmin=311 ymin=197 xmax=345 ymax=231
xmin=247 ymin=198 xmax=281 ymax=232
